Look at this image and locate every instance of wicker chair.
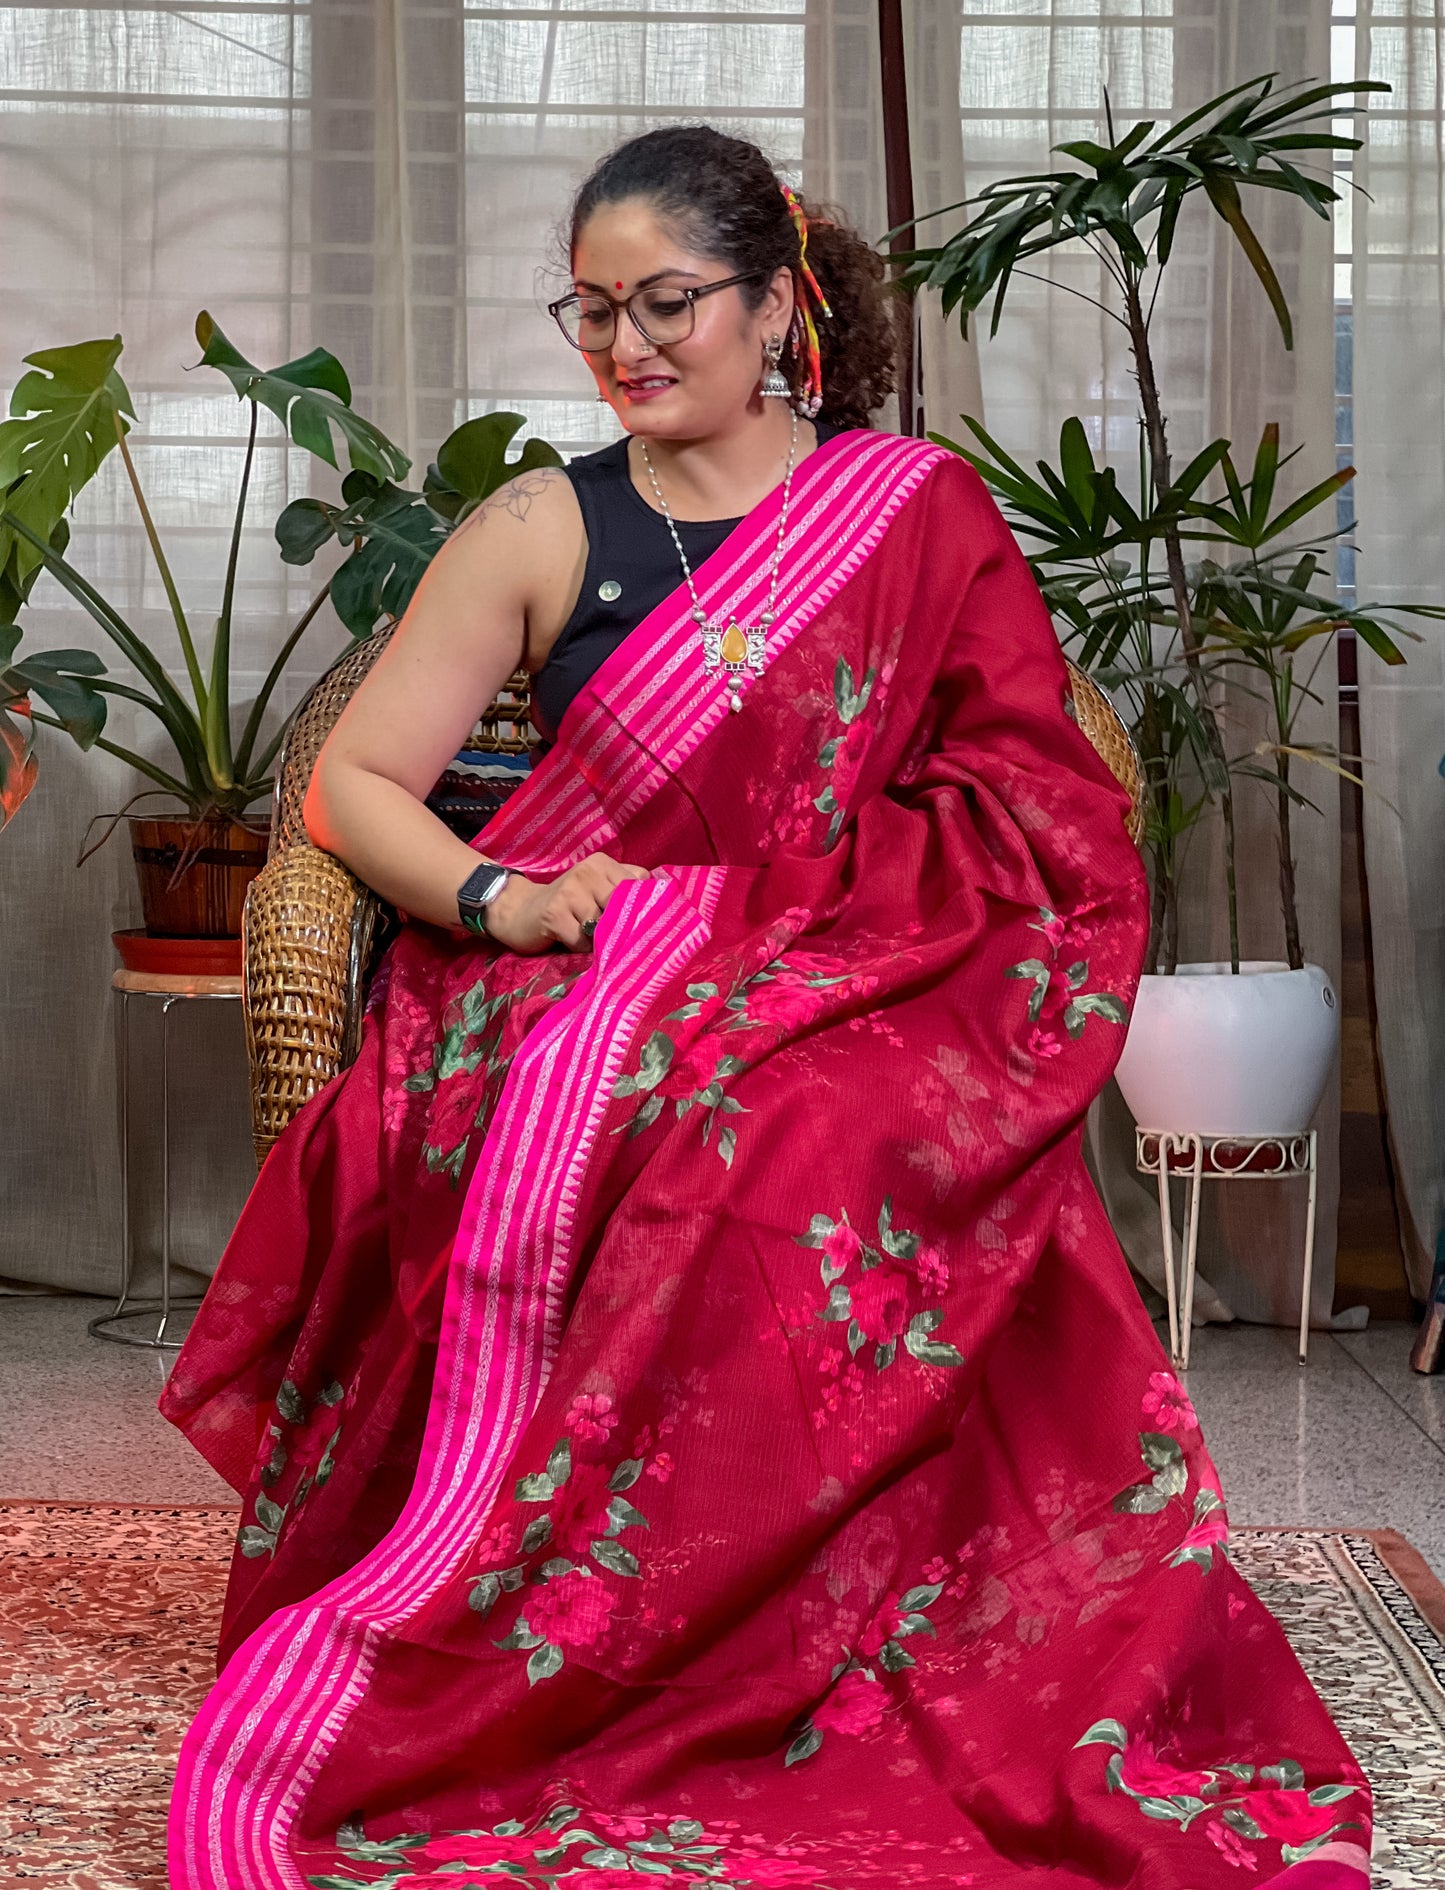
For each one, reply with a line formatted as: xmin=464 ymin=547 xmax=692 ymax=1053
xmin=242 ymin=636 xmax=1145 ymax=1165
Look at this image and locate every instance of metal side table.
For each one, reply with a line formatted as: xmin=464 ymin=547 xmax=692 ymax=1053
xmin=89 ymin=968 xmax=243 ymax=1350
xmin=1135 ymin=1129 xmax=1319 ymax=1371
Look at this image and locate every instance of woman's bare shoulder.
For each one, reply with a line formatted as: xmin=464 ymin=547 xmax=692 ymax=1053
xmin=444 ymin=462 xmax=582 ymax=566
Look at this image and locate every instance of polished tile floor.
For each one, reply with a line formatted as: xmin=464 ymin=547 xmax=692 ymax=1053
xmin=2 ymin=1296 xmax=1443 ymax=1577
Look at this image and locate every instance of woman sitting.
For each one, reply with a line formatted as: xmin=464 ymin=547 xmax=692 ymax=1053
xmin=160 ymin=124 xmax=1368 ymax=1890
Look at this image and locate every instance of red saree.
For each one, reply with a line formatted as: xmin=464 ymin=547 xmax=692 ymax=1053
xmin=160 ymin=429 xmax=1369 ymax=1890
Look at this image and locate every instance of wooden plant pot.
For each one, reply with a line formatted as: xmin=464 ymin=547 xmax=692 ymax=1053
xmin=128 ymin=813 xmax=270 ymax=938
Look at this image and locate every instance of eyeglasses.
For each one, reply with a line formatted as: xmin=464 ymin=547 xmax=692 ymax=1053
xmin=547 ymin=271 xmax=767 ymax=353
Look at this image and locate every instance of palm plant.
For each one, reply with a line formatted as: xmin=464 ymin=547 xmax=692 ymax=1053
xmin=0 ymin=314 xmax=560 ymax=833
xmin=949 ymin=416 xmax=1432 ymax=972
xmin=1187 ymin=425 xmax=1441 ymax=970
xmin=897 ymin=72 xmax=1388 ymax=970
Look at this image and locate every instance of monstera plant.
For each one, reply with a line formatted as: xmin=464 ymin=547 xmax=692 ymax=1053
xmin=0 ymin=314 xmax=560 ymax=923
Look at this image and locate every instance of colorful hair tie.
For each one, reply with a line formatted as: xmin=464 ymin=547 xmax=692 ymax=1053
xmin=779 ymin=181 xmax=832 ymax=418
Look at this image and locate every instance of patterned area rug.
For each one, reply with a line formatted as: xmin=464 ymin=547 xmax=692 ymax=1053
xmin=0 ymin=1506 xmax=1442 ymax=1888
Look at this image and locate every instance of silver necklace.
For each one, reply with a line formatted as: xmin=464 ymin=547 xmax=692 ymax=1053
xmin=638 ymin=407 xmax=800 ymax=714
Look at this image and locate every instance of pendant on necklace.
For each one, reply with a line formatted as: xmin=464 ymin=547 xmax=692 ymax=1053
xmin=701 ymin=612 xmax=773 ymax=714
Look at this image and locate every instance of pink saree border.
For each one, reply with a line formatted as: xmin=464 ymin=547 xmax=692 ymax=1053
xmin=172 ymin=872 xmax=724 ymax=1890
xmin=480 ymin=428 xmax=949 ymax=873
xmin=168 ymin=431 xmax=951 ymax=1890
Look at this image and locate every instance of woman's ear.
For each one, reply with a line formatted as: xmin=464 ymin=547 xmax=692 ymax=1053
xmin=760 ymin=264 xmax=795 ymax=332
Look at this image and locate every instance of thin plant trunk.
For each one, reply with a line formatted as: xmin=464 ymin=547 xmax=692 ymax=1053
xmin=1121 ymin=275 xmax=1241 ymax=974
xmin=1136 ymin=679 xmax=1168 ymax=974
xmin=1146 ymin=850 xmax=1167 ymax=975
xmin=1161 ymin=863 xmax=1181 ymax=975
xmin=1275 ymin=749 xmax=1304 ymax=972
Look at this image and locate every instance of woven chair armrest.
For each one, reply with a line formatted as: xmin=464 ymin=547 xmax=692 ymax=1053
xmin=242 ymin=843 xmax=387 ymax=1167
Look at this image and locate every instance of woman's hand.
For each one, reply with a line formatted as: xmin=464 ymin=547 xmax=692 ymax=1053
xmin=480 ymin=853 xmax=652 ymax=954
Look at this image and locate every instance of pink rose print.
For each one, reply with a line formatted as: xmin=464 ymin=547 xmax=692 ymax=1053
xmin=1241 ymin=1788 xmax=1351 ymax=1844
xmin=849 ymin=1265 xmax=913 ymax=1345
xmin=525 ymin=1567 xmax=616 ymax=1648
xmin=549 ymin=1461 xmax=615 ymax=1556
xmin=564 ymin=1392 xmax=619 ymax=1444
xmin=1205 ymin=1820 xmax=1259 ymax=1871
xmin=1118 ymin=1733 xmax=1213 ymax=1799
xmin=811 ymin=1668 xmax=885 ymax=1737
xmin=746 ymin=969 xmax=831 ymax=1034
xmin=417 ymin=1834 xmax=536 ymax=1865
xmin=821 ymin=1220 xmax=863 ymax=1275
xmin=1179 ymin=1480 xmax=1229 ymax=1554
xmin=428 ymin=1074 xmax=479 ymax=1153
xmin=1080 ymin=1719 xmax=1357 ymax=1859
xmin=858 ymin=1594 xmax=905 ymax=1658
xmin=1006 ymin=905 xmax=1129 ymax=1052
xmin=829 ymin=718 xmax=871 ymax=806
xmin=1141 ymin=1371 xmax=1198 ymax=1434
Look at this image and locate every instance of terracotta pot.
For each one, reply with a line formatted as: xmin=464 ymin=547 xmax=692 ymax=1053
xmin=128 ymin=814 xmax=270 ymax=938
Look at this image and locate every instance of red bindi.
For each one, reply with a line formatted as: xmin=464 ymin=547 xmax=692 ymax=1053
xmin=614 ymin=281 xmax=624 ymax=291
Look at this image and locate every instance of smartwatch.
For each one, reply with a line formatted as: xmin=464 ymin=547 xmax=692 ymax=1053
xmin=456 ymin=859 xmax=511 ymax=936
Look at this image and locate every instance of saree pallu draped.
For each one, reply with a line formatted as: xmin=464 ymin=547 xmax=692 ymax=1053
xmin=160 ymin=431 xmax=1368 ymax=1890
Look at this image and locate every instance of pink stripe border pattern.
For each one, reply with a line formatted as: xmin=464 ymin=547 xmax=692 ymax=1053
xmin=480 ymin=430 xmax=949 ymax=875
xmin=171 ymin=872 xmax=724 ymax=1890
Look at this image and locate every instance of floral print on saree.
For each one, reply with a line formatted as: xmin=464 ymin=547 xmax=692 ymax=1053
xmin=161 ymin=430 xmax=1369 ymax=1890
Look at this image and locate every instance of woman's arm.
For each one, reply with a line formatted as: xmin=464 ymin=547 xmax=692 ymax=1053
xmin=303 ymin=467 xmax=647 ymax=951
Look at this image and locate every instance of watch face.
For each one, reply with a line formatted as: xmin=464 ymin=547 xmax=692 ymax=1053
xmin=459 ymin=863 xmax=508 ymax=911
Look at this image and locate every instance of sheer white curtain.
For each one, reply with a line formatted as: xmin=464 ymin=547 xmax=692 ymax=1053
xmin=904 ymin=0 xmax=1344 ymax=1326
xmin=0 ymin=0 xmax=819 ymax=1295
xmin=1354 ymin=0 xmax=1445 ymax=1300
xmin=0 ymin=0 xmax=1344 ymax=1323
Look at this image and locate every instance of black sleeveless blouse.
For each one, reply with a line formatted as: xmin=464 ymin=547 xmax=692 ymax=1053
xmin=531 ymin=420 xmax=847 ymax=748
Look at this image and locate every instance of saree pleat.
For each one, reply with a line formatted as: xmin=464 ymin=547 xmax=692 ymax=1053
xmin=160 ymin=432 xmax=1369 ymax=1889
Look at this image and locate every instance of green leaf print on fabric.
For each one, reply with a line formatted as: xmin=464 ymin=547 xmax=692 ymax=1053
xmin=1075 ymin=1716 xmax=1363 ymax=1868
xmin=782 ymin=1574 xmax=947 ymax=1767
xmin=320 ymin=1801 xmax=812 ymax=1888
xmin=471 ymin=1432 xmax=659 ymax=1684
xmin=238 ymin=1373 xmax=352 ymax=1560
xmin=611 ymin=1016 xmax=750 ymax=1167
xmin=413 ymin=970 xmax=552 ymax=1186
xmin=1112 ymin=1371 xmax=1232 ymax=1573
xmin=795 ymin=1198 xmax=964 ymax=1381
xmin=812 ymin=656 xmax=878 ymax=848
xmin=1005 ymin=906 xmax=1129 ymax=1060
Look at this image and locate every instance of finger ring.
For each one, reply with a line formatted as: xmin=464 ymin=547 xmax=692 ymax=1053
xmin=581 ymin=918 xmax=598 ymax=945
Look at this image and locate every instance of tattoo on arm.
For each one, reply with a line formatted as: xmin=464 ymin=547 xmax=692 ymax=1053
xmin=453 ymin=467 xmax=565 ymax=538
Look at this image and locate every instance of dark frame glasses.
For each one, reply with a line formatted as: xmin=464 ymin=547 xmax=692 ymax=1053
xmin=547 ymin=270 xmax=767 ymax=353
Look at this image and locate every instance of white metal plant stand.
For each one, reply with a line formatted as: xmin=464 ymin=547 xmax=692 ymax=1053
xmin=89 ymin=969 xmax=242 ymax=1350
xmin=1134 ymin=1129 xmax=1318 ymax=1370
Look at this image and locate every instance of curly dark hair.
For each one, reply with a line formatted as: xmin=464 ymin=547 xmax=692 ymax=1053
xmin=567 ymin=125 xmax=899 ymax=431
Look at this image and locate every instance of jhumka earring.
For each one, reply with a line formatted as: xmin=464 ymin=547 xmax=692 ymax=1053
xmin=760 ymin=333 xmax=790 ymax=399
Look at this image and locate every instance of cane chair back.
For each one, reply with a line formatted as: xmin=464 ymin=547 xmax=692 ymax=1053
xmin=1065 ymin=660 xmax=1147 ymax=848
xmin=243 ymin=621 xmax=534 ymax=1164
xmin=243 ymin=636 xmax=1144 ymax=1165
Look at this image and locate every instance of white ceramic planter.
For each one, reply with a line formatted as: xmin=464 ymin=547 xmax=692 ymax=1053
xmin=1114 ymin=961 xmax=1339 ymax=1138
